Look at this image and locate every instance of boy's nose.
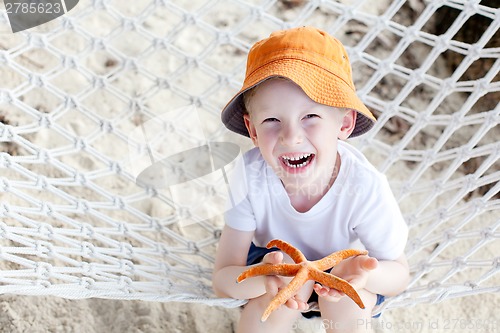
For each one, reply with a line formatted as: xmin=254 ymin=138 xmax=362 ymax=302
xmin=280 ymin=124 xmax=303 ymax=146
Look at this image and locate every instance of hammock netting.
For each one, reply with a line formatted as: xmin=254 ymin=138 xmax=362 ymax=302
xmin=0 ymin=0 xmax=498 ymax=315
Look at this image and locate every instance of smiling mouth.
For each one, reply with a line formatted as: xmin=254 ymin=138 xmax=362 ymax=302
xmin=281 ymin=153 xmax=315 ymax=169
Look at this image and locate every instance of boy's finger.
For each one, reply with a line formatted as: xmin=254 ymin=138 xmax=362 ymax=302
xmin=297 ymin=298 xmax=309 ymax=311
xmin=361 ymin=256 xmax=378 ymax=271
xmin=313 ymin=283 xmax=324 ymax=294
xmin=325 ymin=286 xmax=344 ymax=298
xmin=285 ymin=296 xmax=309 ymax=311
xmin=314 ymin=283 xmax=345 ymax=300
xmin=264 ymin=275 xmax=282 ymax=295
xmin=262 ymin=251 xmax=283 ymax=264
xmin=328 ymin=289 xmax=345 ymax=298
xmin=285 ymin=298 xmax=299 ymax=310
xmin=313 ymin=283 xmax=328 ymax=295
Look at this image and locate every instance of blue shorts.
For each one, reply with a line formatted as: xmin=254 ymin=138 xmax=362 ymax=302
xmin=246 ymin=243 xmax=385 ymax=318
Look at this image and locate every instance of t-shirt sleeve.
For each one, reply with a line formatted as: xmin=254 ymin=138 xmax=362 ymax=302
xmin=352 ymin=174 xmax=408 ymax=261
xmin=224 ymin=194 xmax=257 ymax=232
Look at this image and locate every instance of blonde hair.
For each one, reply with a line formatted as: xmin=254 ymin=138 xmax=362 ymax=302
xmin=242 ymin=77 xmax=290 ymax=114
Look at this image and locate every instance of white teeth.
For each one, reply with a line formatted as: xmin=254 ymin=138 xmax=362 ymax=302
xmin=281 ymin=153 xmax=313 ymax=168
xmin=282 ymin=153 xmax=311 ymax=161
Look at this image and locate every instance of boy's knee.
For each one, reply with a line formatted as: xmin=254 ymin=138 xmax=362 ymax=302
xmin=318 ymin=289 xmax=378 ymax=321
xmin=317 ymin=290 xmax=381 ymax=332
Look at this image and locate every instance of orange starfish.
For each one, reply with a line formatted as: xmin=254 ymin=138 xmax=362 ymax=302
xmin=237 ymin=239 xmax=368 ymax=321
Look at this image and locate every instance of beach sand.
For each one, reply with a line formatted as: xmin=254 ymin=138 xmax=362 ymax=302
xmin=0 ymin=292 xmax=497 ymax=332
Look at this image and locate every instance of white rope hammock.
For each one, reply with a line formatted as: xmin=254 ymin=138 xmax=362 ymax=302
xmin=0 ymin=0 xmax=498 ymax=315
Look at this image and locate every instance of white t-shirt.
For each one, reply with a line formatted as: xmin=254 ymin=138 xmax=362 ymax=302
xmin=225 ymin=141 xmax=408 ymax=261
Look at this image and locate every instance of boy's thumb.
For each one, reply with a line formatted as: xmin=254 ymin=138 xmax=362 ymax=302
xmin=363 ymin=256 xmax=378 ymax=271
xmin=262 ymin=251 xmax=283 ymax=264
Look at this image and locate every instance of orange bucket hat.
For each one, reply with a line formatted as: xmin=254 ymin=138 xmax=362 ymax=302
xmin=221 ymin=26 xmax=376 ymax=137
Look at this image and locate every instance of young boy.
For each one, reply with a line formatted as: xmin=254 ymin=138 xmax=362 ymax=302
xmin=212 ymin=26 xmax=409 ymax=333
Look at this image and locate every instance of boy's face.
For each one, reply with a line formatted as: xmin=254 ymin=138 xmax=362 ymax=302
xmin=243 ymin=78 xmax=356 ymax=194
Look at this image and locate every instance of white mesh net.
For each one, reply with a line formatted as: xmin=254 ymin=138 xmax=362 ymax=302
xmin=0 ymin=0 xmax=498 ymax=316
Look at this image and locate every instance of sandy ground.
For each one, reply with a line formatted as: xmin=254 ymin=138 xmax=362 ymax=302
xmin=0 ymin=0 xmax=498 ymax=332
xmin=0 ymin=293 xmax=497 ymax=332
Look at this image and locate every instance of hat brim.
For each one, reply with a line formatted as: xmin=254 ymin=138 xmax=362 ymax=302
xmin=221 ymin=58 xmax=375 ymax=138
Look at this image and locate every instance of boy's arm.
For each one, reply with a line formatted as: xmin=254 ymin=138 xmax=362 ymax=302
xmin=212 ymin=225 xmax=267 ymax=300
xmin=365 ymin=253 xmax=410 ymax=296
xmin=315 ymin=253 xmax=410 ymax=300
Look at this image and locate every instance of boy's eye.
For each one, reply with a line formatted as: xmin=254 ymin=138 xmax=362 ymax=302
xmin=263 ymin=117 xmax=279 ymax=123
xmin=303 ymin=114 xmax=319 ymax=119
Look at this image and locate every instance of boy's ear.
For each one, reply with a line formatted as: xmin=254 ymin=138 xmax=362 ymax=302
xmin=244 ymin=114 xmax=259 ymax=146
xmin=338 ymin=110 xmax=357 ymax=140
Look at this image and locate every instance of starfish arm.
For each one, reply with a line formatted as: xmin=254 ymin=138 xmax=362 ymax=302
xmin=309 ymin=268 xmax=365 ymax=309
xmin=236 ymin=263 xmax=300 ymax=283
xmin=266 ymin=239 xmax=307 ymax=264
xmin=313 ymin=249 xmax=368 ymax=271
xmin=261 ymin=266 xmax=310 ymax=322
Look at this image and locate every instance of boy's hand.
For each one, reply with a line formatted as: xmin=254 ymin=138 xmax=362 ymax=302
xmin=313 ymin=255 xmax=378 ymax=302
xmin=261 ymin=251 xmax=310 ymax=311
